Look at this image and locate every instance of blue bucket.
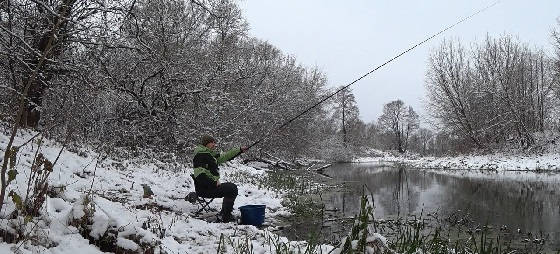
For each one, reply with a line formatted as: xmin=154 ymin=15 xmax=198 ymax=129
xmin=239 ymin=205 xmax=266 ymax=226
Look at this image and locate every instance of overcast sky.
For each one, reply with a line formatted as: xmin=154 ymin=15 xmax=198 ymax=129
xmin=238 ymin=0 xmax=560 ymax=123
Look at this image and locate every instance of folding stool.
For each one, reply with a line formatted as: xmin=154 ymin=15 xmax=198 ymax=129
xmin=187 ymin=174 xmax=216 ymax=215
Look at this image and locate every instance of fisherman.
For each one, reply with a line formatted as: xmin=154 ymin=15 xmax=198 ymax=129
xmin=192 ymin=135 xmax=248 ymax=222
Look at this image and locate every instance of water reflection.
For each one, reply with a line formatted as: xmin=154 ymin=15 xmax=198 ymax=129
xmin=324 ymin=163 xmax=560 ymax=249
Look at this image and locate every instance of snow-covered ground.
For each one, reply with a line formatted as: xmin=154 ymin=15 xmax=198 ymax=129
xmin=0 ymin=130 xmax=343 ymax=253
xmin=355 ymin=150 xmax=560 ymax=171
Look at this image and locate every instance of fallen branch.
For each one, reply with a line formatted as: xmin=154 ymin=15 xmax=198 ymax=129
xmin=316 ymin=171 xmax=333 ymax=179
xmin=304 ymin=163 xmax=317 ymax=171
xmin=316 ymin=163 xmax=332 ymax=173
xmin=263 ymin=152 xmax=299 ymax=169
xmin=242 ymin=157 xmax=290 ymax=170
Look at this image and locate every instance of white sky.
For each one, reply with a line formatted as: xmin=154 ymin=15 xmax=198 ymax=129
xmin=238 ymin=0 xmax=560 ymax=123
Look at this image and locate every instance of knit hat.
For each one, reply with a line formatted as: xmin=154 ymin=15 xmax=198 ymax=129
xmin=200 ymin=135 xmax=216 ymax=146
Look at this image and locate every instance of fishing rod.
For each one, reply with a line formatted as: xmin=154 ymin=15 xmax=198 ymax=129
xmin=247 ymin=1 xmax=500 ymax=150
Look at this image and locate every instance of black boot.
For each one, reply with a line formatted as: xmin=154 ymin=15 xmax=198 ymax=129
xmin=217 ymin=197 xmax=236 ymax=223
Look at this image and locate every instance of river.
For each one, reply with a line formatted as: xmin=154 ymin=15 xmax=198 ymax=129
xmin=322 ymin=162 xmax=560 ymax=251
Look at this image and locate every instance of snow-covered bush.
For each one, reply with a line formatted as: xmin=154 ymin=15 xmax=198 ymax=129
xmin=316 ymin=136 xmax=354 ymax=162
xmin=69 ymin=194 xmax=96 ymax=237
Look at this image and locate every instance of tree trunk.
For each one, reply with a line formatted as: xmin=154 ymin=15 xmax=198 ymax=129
xmin=22 ymin=78 xmax=43 ymax=128
xmin=342 ymin=94 xmax=347 ymax=148
xmin=21 ymin=0 xmax=76 ymax=128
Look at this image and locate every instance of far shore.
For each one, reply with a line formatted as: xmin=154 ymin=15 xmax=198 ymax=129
xmin=352 ymin=152 xmax=560 ymax=172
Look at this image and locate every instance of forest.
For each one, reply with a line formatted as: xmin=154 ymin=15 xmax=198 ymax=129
xmin=2 ymin=1 xmax=559 ymax=163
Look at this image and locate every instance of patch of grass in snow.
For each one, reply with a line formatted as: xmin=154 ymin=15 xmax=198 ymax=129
xmin=216 ymin=222 xmax=326 ymax=254
xmin=283 ymin=193 xmax=324 ymax=219
xmin=216 ymin=194 xmax=390 ymax=254
xmin=0 ymin=144 xmax=56 ymax=247
xmin=227 ymin=168 xmax=335 ymax=247
xmin=228 ymin=167 xmax=328 ymax=222
xmin=67 ymin=194 xmax=163 ymax=253
xmin=378 ymin=213 xmax=552 ymax=254
xmin=217 ymin=233 xmax=254 ymax=254
xmin=386 ymin=221 xmax=512 ymax=254
xmin=228 ymin=168 xmax=327 ymax=223
xmin=337 ymin=194 xmax=387 ymax=253
xmin=227 ymin=168 xmax=321 ymax=194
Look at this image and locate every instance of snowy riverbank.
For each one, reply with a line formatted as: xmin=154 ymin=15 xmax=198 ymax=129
xmin=355 ymin=151 xmax=560 ymax=171
xmin=0 ymin=130 xmax=344 ymax=253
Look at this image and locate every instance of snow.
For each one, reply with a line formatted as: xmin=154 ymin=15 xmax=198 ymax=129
xmin=368 ymin=232 xmax=387 ymax=247
xmin=48 ymin=234 xmax=108 ymax=254
xmin=89 ymin=210 xmax=109 ymax=240
xmin=116 ymin=237 xmax=138 ymax=251
xmin=355 ymin=149 xmax=560 ymax=171
xmin=0 ymin=130 xmax=355 ymax=253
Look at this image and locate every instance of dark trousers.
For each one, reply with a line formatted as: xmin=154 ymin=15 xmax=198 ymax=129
xmin=197 ymin=182 xmax=238 ymax=216
xmin=197 ymin=182 xmax=238 ymax=199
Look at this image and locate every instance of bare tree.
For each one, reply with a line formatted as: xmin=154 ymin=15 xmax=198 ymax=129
xmin=426 ymin=36 xmax=556 ymax=150
xmin=0 ymin=0 xmax=129 ymax=128
xmin=364 ymin=121 xmax=379 ymax=148
xmin=378 ymin=100 xmax=419 ymax=153
xmin=417 ymin=128 xmax=433 ymax=155
xmin=553 ymin=18 xmax=560 ymax=106
xmin=0 ymin=0 xmax=354 ymax=164
xmin=425 ymin=39 xmax=484 ymax=148
xmin=332 ymin=87 xmax=360 ymax=148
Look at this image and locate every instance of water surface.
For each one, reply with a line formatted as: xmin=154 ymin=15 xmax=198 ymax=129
xmin=323 ymin=163 xmax=560 ymax=249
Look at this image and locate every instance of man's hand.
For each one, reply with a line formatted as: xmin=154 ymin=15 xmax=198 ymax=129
xmin=216 ymin=180 xmax=221 ymax=186
xmin=241 ymin=146 xmax=249 ymax=153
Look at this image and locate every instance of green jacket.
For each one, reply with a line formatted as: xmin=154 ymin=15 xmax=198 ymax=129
xmin=192 ymin=145 xmax=241 ymax=188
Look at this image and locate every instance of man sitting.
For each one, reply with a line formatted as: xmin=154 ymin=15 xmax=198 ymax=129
xmin=192 ymin=135 xmax=248 ymax=222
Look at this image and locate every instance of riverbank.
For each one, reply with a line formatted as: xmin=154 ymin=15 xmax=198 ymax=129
xmin=355 ymin=150 xmax=560 ymax=171
xmin=0 ymin=130 xmax=400 ymax=253
xmin=0 ymin=130 xmax=345 ymax=253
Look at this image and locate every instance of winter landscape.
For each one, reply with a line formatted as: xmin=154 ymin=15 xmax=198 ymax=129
xmin=1 ymin=0 xmax=560 ymax=253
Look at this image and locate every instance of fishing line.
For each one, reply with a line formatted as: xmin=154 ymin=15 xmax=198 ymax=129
xmin=248 ymin=0 xmax=500 ymax=149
